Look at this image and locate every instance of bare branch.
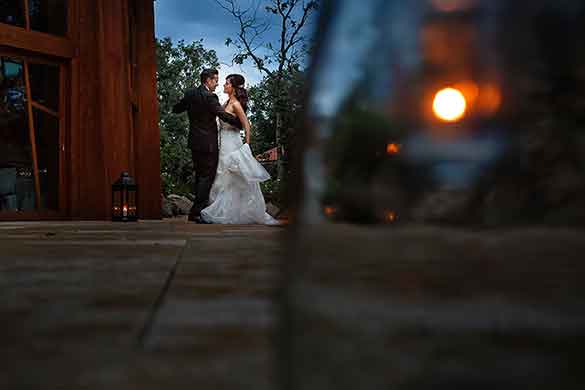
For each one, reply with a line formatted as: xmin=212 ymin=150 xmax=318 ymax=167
xmin=214 ymin=0 xmax=273 ymax=76
xmin=283 ymin=1 xmax=316 ymax=57
xmin=215 ymin=0 xmax=317 ymax=78
xmin=276 ymin=0 xmax=289 ymax=75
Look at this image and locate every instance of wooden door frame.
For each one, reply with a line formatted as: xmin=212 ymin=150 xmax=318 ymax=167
xmin=0 ymin=0 xmax=76 ymax=220
xmin=0 ymin=50 xmax=70 ymax=220
xmin=0 ymin=24 xmax=75 ymax=59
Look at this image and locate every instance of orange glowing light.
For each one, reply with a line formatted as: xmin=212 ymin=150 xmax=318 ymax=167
xmin=431 ymin=0 xmax=476 ymax=13
xmin=324 ymin=206 xmax=337 ymax=217
xmin=386 ymin=143 xmax=401 ymax=155
xmin=385 ymin=211 xmax=397 ymax=223
xmin=433 ymin=87 xmax=467 ymax=122
xmin=454 ymin=81 xmax=479 ymax=104
xmin=478 ymin=84 xmax=502 ymax=115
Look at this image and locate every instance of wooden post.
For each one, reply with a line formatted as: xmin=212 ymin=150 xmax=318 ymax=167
xmin=23 ymin=60 xmax=42 ymax=210
xmin=23 ymin=0 xmax=30 ymax=31
xmin=59 ymin=63 xmax=66 ymax=214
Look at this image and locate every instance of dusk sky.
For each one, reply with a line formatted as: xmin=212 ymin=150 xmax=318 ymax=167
xmin=154 ymin=0 xmax=318 ymax=101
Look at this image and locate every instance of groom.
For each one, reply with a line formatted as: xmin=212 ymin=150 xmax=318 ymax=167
xmin=172 ymin=68 xmax=241 ymax=223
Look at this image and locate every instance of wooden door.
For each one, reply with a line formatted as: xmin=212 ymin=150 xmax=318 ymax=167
xmin=0 ymin=0 xmax=71 ymax=220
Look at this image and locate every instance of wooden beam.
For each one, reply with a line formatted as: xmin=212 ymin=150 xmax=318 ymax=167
xmin=67 ymin=0 xmax=81 ymax=218
xmin=23 ymin=60 xmax=42 ymax=210
xmin=32 ymin=101 xmax=59 ymax=118
xmin=0 ymin=46 xmax=63 ymax=66
xmin=133 ymin=0 xmax=161 ymax=219
xmin=59 ymin=63 xmax=67 ymax=214
xmin=23 ymin=0 xmax=30 ymax=31
xmin=0 ymin=23 xmax=76 ymax=59
xmin=0 ymin=210 xmax=64 ymax=221
xmin=67 ymin=0 xmax=78 ymax=39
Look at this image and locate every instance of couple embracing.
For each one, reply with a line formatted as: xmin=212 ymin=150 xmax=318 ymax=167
xmin=172 ymin=68 xmax=279 ymax=225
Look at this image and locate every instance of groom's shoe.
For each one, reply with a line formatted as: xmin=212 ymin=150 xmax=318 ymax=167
xmin=195 ymin=216 xmax=212 ymax=224
xmin=188 ymin=214 xmax=212 ymax=224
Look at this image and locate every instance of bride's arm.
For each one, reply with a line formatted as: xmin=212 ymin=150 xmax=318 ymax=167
xmin=233 ymin=102 xmax=251 ymax=144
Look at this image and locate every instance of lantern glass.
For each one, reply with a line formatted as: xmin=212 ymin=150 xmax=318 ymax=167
xmin=112 ymin=186 xmax=123 ymax=220
xmin=112 ymin=172 xmax=138 ymax=221
xmin=127 ymin=187 xmax=137 ymax=219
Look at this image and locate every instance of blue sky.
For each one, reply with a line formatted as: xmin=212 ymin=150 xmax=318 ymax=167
xmin=154 ymin=0 xmax=316 ymax=101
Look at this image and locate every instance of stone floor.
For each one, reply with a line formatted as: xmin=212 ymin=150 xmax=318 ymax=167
xmin=2 ymin=220 xmax=585 ymax=389
xmin=0 ymin=218 xmax=284 ymax=389
xmin=291 ymin=224 xmax=585 ymax=389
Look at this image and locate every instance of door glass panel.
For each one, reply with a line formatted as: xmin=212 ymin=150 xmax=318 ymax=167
xmin=29 ymin=62 xmax=59 ymax=112
xmin=0 ymin=0 xmax=25 ymax=28
xmin=32 ymin=107 xmax=59 ymax=210
xmin=29 ymin=0 xmax=68 ymax=36
xmin=0 ymin=57 xmax=35 ymax=211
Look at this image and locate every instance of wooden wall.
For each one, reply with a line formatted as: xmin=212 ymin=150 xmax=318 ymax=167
xmin=133 ymin=0 xmax=161 ymax=220
xmin=0 ymin=0 xmax=160 ymax=220
xmin=70 ymin=0 xmax=160 ymax=219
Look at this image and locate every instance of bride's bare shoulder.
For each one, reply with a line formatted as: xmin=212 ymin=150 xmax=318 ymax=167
xmin=231 ymin=99 xmax=244 ymax=113
xmin=223 ymin=100 xmax=235 ymax=113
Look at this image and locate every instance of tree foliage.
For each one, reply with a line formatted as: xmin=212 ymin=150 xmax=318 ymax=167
xmin=157 ymin=37 xmax=219 ymax=195
xmin=248 ymin=66 xmax=306 ymax=155
xmin=249 ymin=67 xmax=307 ymax=205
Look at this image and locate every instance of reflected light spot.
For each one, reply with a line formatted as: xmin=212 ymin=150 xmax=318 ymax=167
xmin=386 ymin=143 xmax=401 ymax=155
xmin=478 ymin=84 xmax=502 ymax=115
xmin=324 ymin=206 xmax=337 ymax=217
xmin=430 ymin=0 xmax=476 ymax=12
xmin=455 ymin=81 xmax=479 ymax=104
xmin=433 ymin=87 xmax=467 ymax=122
xmin=385 ymin=211 xmax=397 ymax=223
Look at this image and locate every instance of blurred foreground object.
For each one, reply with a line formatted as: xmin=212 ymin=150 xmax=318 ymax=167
xmin=300 ymin=0 xmax=585 ymax=226
xmin=285 ymin=1 xmax=585 ymax=389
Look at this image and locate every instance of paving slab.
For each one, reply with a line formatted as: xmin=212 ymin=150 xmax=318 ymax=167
xmin=0 ymin=218 xmax=284 ymax=389
xmin=4 ymin=219 xmax=583 ymax=388
xmin=290 ymin=224 xmax=585 ymax=389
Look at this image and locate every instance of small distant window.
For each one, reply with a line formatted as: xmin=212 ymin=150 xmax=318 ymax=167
xmin=29 ymin=0 xmax=68 ymax=36
xmin=0 ymin=0 xmax=26 ymax=28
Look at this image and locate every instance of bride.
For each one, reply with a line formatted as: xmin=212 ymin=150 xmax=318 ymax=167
xmin=201 ymin=74 xmax=280 ymax=225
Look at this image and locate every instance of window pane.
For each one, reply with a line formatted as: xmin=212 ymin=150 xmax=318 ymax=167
xmin=29 ymin=0 xmax=68 ymax=36
xmin=0 ymin=0 xmax=25 ymax=28
xmin=29 ymin=62 xmax=59 ymax=112
xmin=33 ymin=107 xmax=59 ymax=210
xmin=0 ymin=57 xmax=36 ymax=212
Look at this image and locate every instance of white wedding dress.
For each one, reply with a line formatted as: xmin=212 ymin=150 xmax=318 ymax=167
xmin=201 ymin=117 xmax=280 ymax=225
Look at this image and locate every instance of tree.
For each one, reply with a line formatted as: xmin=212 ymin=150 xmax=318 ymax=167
xmin=248 ymin=67 xmax=305 ymax=154
xmin=248 ymin=67 xmax=307 ymax=205
xmin=214 ymin=0 xmax=319 ymax=182
xmin=157 ymin=37 xmax=219 ymax=195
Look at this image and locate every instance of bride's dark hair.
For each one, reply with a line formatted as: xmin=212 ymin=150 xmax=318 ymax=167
xmin=227 ymin=74 xmax=248 ymax=112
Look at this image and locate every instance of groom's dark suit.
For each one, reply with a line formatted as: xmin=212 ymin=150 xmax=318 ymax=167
xmin=172 ymin=85 xmax=241 ymax=219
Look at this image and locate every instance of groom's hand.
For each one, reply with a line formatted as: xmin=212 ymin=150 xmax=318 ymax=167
xmin=208 ymin=93 xmax=242 ymax=128
xmin=172 ymin=89 xmax=195 ymax=114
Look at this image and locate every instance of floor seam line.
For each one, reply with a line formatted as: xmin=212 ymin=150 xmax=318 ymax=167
xmin=134 ymin=240 xmax=188 ymax=349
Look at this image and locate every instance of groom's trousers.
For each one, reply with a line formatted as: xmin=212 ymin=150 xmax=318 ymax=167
xmin=190 ymin=149 xmax=219 ymax=218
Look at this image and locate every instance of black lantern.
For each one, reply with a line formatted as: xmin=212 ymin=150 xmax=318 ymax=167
xmin=112 ymin=172 xmax=138 ymax=222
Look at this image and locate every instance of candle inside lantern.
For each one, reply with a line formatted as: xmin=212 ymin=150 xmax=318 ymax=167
xmin=123 ymin=205 xmax=128 ymax=217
